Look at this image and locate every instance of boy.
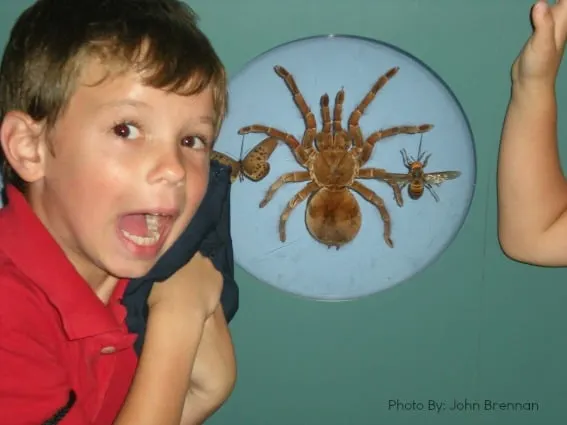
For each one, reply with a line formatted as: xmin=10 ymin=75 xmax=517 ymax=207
xmin=0 ymin=0 xmax=236 ymax=424
xmin=498 ymin=0 xmax=567 ymax=266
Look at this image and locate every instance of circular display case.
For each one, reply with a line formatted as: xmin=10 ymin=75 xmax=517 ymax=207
xmin=214 ymin=35 xmax=476 ymax=301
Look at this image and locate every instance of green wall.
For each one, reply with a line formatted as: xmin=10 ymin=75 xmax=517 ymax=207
xmin=193 ymin=2 xmax=567 ymax=425
xmin=2 ymin=1 xmax=567 ymax=424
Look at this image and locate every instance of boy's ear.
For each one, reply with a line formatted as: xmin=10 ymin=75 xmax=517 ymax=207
xmin=0 ymin=111 xmax=47 ymax=183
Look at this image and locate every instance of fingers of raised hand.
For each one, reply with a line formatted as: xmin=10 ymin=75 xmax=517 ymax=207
xmin=549 ymin=0 xmax=567 ymax=46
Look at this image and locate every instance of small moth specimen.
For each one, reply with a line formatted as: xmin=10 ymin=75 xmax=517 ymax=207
xmin=211 ymin=136 xmax=279 ymax=183
xmin=385 ymin=134 xmax=461 ymax=202
xmin=238 ymin=65 xmax=433 ymax=249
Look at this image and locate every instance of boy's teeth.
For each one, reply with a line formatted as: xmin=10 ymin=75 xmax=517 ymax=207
xmin=121 ymin=230 xmax=160 ymax=246
xmin=145 ymin=214 xmax=159 ymax=233
xmin=121 ymin=214 xmax=163 ymax=246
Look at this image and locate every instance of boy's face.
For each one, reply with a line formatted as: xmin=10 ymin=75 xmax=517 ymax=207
xmin=30 ymin=61 xmax=214 ymax=284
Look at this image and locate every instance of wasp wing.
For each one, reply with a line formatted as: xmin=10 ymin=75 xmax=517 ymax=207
xmin=424 ymin=171 xmax=461 ymax=185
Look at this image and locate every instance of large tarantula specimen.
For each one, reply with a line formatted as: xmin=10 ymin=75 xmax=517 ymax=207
xmin=238 ymin=65 xmax=433 ymax=249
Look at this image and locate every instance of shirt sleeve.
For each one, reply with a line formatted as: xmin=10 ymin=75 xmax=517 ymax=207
xmin=0 ymin=291 xmax=90 ymax=424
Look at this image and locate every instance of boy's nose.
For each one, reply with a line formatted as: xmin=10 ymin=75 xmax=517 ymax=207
xmin=148 ymin=148 xmax=186 ymax=186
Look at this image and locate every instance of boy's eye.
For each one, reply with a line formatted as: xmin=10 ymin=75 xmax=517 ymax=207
xmin=182 ymin=136 xmax=207 ymax=150
xmin=113 ymin=123 xmax=140 ymax=140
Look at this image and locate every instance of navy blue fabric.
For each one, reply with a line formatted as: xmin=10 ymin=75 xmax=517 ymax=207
xmin=121 ymin=160 xmax=239 ymax=355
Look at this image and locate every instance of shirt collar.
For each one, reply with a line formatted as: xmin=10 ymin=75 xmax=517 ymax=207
xmin=0 ymin=185 xmax=126 ymax=340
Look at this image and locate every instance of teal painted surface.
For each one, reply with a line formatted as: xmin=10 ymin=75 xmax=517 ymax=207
xmin=192 ymin=2 xmax=567 ymax=424
xmin=1 ymin=1 xmax=566 ymax=424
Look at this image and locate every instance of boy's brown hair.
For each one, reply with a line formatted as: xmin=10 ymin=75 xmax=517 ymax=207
xmin=0 ymin=0 xmax=227 ymax=193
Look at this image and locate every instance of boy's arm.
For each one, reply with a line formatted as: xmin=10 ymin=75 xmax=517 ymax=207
xmin=498 ymin=0 xmax=567 ymax=265
xmin=498 ymin=83 xmax=567 ymax=264
xmin=180 ymin=304 xmax=237 ymax=425
xmin=115 ymin=252 xmax=224 ymax=425
xmin=114 ymin=302 xmax=207 ymax=425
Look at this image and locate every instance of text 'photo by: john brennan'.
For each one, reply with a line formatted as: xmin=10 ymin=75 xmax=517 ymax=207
xmin=387 ymin=398 xmax=540 ymax=414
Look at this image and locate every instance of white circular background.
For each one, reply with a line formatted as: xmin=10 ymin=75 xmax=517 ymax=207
xmin=215 ymin=35 xmax=476 ymax=301
xmin=220 ymin=35 xmax=474 ymax=300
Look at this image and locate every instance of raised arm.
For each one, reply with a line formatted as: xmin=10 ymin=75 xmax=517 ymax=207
xmin=498 ymin=0 xmax=567 ymax=265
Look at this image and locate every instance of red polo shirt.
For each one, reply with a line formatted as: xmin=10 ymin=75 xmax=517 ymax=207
xmin=0 ymin=185 xmax=138 ymax=424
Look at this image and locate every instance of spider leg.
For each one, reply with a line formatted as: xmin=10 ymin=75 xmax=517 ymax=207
xmin=333 ymin=89 xmax=345 ymax=133
xmin=278 ymin=181 xmax=319 ymax=243
xmin=347 ymin=67 xmax=399 ymax=150
xmin=274 ymin=65 xmax=317 ymax=150
xmin=238 ymin=125 xmax=298 ymax=145
xmin=259 ymin=171 xmax=311 ymax=208
xmin=320 ymin=94 xmax=331 ymax=133
xmin=348 ymin=67 xmax=399 ymax=128
xmin=350 ymin=181 xmax=394 ymax=248
xmin=238 ymin=125 xmax=310 ymax=166
xmin=333 ymin=89 xmax=351 ymax=150
xmin=362 ymin=124 xmax=433 ymax=165
xmin=317 ymin=94 xmax=332 ymax=150
xmin=357 ymin=168 xmax=406 ymax=207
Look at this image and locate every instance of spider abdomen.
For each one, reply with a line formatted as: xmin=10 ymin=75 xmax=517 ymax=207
xmin=305 ymin=188 xmax=361 ymax=249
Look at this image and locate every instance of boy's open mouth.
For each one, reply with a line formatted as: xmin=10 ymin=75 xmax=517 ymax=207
xmin=118 ymin=212 xmax=175 ymax=248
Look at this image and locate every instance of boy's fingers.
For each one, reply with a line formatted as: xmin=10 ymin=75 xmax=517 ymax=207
xmin=552 ymin=0 xmax=567 ymax=46
xmin=530 ymin=1 xmax=556 ymax=47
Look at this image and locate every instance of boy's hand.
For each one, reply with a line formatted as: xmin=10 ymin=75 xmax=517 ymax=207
xmin=512 ymin=0 xmax=567 ymax=88
xmin=148 ymin=252 xmax=222 ymax=318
